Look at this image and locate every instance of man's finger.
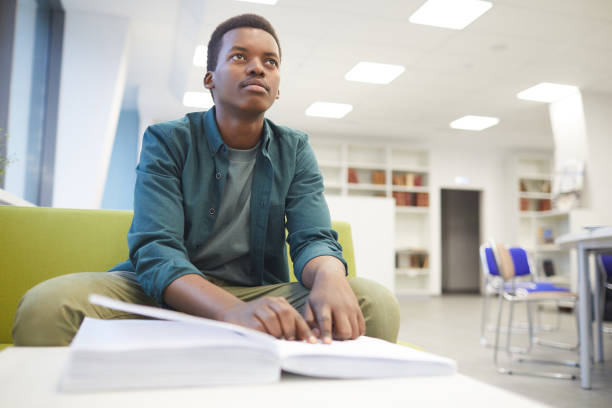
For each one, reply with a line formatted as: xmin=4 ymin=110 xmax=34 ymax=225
xmin=302 ymin=301 xmax=316 ymax=329
xmin=332 ymin=311 xmax=352 ymax=341
xmin=315 ymin=305 xmax=333 ymax=344
xmin=268 ymin=299 xmax=297 ymax=340
xmin=349 ymin=313 xmax=360 ymax=339
xmin=254 ymin=305 xmax=283 ymax=338
xmin=357 ymin=310 xmax=366 ymax=337
xmin=293 ymin=309 xmax=316 ymax=343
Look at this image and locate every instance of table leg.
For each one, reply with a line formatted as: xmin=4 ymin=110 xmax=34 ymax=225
xmin=593 ymin=252 xmax=604 ymax=362
xmin=578 ymin=244 xmax=592 ymax=389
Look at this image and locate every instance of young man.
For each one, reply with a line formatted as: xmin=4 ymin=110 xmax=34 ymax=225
xmin=12 ymin=14 xmax=400 ymax=346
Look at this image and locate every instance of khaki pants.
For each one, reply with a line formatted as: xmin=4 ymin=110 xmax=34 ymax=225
xmin=12 ymin=271 xmax=400 ymax=346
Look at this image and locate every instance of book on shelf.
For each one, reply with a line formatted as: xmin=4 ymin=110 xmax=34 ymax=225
xmin=406 ymin=173 xmax=415 ymax=187
xmin=416 ymin=192 xmax=429 ymax=207
xmin=347 ymin=168 xmax=358 ymax=183
xmin=395 ymin=253 xmax=429 ymax=269
xmin=414 ymin=174 xmax=422 ymax=187
xmin=392 ymin=174 xmax=406 ymax=186
xmin=59 ymin=295 xmax=457 ymax=392
xmin=537 ymin=228 xmax=554 ymax=244
xmin=538 ymin=199 xmax=552 ymax=211
xmin=371 ymin=170 xmax=386 ymax=185
xmin=520 ymin=198 xmax=529 ymax=211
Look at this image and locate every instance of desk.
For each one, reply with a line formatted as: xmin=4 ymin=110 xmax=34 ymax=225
xmin=556 ymin=226 xmax=612 ymax=389
xmin=0 ymin=347 xmax=548 ymax=408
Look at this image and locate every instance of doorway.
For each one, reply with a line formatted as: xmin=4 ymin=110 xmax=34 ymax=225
xmin=441 ymin=189 xmax=481 ymax=294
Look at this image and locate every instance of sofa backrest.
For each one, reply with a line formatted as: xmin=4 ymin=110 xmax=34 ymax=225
xmin=0 ymin=206 xmax=355 ymax=345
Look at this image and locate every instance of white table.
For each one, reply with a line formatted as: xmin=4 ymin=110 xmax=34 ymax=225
xmin=0 ymin=347 xmax=549 ymax=408
xmin=556 ymin=226 xmax=612 ymax=389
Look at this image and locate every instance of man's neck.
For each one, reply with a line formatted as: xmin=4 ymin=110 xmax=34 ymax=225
xmin=214 ymin=105 xmax=265 ymax=150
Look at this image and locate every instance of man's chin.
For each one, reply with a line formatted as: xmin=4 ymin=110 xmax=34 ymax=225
xmin=237 ymin=99 xmax=275 ymax=116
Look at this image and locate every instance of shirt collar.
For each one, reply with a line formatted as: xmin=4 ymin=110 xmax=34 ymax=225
xmin=203 ymin=106 xmax=273 ymax=157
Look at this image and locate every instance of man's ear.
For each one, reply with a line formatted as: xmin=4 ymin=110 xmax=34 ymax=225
xmin=204 ymin=72 xmax=214 ymax=90
xmin=276 ymin=88 xmax=280 ymax=100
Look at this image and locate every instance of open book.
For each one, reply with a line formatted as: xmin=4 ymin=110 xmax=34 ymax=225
xmin=59 ymin=295 xmax=456 ymax=391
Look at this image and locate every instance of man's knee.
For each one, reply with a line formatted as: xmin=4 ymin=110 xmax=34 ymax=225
xmin=348 ymin=277 xmax=400 ymax=343
xmin=12 ymin=273 xmax=93 ymax=346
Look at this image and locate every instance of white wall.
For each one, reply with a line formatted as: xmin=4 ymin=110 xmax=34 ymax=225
xmin=428 ymin=144 xmax=515 ymax=294
xmin=53 ymin=10 xmax=130 ymax=208
xmin=548 ymin=90 xmax=612 ymax=225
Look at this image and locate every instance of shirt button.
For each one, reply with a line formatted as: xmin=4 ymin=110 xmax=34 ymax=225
xmin=209 ymin=208 xmax=215 ymax=215
xmin=216 ymin=172 xmax=222 ymax=180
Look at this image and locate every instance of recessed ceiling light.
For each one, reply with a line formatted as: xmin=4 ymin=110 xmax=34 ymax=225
xmin=345 ymin=62 xmax=405 ymax=84
xmin=409 ymin=0 xmax=492 ymax=30
xmin=192 ymin=45 xmax=207 ymax=68
xmin=235 ymin=0 xmax=278 ymax=5
xmin=517 ymin=82 xmax=579 ymax=103
xmin=305 ymin=102 xmax=353 ymax=119
xmin=450 ymin=115 xmax=499 ymax=131
xmin=183 ymin=91 xmax=214 ymax=109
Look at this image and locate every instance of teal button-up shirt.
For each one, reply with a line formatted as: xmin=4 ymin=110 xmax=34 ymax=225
xmin=109 ymin=108 xmax=346 ymax=305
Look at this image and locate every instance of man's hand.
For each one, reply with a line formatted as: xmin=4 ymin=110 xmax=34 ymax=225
xmin=302 ymin=256 xmax=366 ymax=344
xmin=221 ymin=297 xmax=317 ymax=343
xmin=163 ymin=274 xmax=315 ymax=342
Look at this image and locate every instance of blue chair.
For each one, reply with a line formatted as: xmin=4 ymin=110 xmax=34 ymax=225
xmin=479 ymin=244 xmax=562 ymax=348
xmin=485 ymin=242 xmax=578 ymax=379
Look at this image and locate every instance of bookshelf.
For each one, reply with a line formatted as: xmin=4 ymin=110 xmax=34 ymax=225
xmin=310 ymin=140 xmax=431 ymax=295
xmin=515 ymin=155 xmax=571 ymax=287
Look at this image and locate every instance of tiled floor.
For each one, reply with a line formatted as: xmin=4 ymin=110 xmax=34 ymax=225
xmin=397 ymin=294 xmax=612 ymax=407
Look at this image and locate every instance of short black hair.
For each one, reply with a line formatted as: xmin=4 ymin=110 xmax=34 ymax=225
xmin=206 ymin=13 xmax=281 ymax=72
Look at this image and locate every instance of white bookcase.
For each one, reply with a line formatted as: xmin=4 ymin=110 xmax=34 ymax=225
xmin=310 ymin=140 xmax=432 ymax=295
xmin=515 ymin=155 xmax=571 ymax=287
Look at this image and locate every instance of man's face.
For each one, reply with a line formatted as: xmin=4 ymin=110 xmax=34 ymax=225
xmin=205 ymin=27 xmax=280 ymax=115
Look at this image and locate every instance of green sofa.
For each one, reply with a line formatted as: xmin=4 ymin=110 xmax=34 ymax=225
xmin=0 ymin=206 xmax=356 ymax=349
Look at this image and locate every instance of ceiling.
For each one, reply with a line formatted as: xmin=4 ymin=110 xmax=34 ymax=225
xmin=62 ymin=0 xmax=612 ymax=149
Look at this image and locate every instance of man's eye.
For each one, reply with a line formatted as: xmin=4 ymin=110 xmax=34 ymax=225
xmin=266 ymin=59 xmax=278 ymax=66
xmin=231 ymin=54 xmax=245 ymax=61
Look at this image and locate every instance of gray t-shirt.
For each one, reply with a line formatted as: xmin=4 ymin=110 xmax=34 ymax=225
xmin=191 ymin=142 xmax=260 ymax=285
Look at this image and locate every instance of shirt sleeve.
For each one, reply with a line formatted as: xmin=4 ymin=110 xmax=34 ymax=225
xmin=285 ymin=134 xmax=348 ymax=283
xmin=128 ymin=124 xmax=205 ymax=306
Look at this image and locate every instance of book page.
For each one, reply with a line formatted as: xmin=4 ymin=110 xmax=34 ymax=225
xmin=276 ymin=336 xmax=457 ymax=378
xmin=72 ymin=318 xmax=269 ymax=351
xmin=88 ymin=294 xmax=276 ymax=347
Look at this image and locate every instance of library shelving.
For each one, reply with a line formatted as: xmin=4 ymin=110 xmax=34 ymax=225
xmin=310 ymin=140 xmax=432 ymax=295
xmin=515 ymin=155 xmax=571 ymax=287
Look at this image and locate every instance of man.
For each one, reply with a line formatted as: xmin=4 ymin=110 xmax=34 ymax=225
xmin=13 ymin=14 xmax=399 ymax=346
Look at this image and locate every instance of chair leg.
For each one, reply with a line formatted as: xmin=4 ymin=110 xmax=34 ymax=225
xmin=480 ymin=290 xmax=490 ymax=346
xmin=493 ymin=294 xmax=504 ymax=368
xmin=494 ymin=297 xmax=578 ymax=380
xmin=506 ymin=301 xmax=515 ymax=358
xmin=533 ymin=301 xmax=579 ymax=351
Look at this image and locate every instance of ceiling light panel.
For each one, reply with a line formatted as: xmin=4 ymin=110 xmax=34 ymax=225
xmin=409 ymin=0 xmax=492 ymax=30
xmin=517 ymin=82 xmax=579 ymax=103
xmin=345 ymin=62 xmax=405 ymax=84
xmin=235 ymin=0 xmax=278 ymax=5
xmin=450 ymin=115 xmax=499 ymax=131
xmin=183 ymin=92 xmax=214 ymax=109
xmin=305 ymin=102 xmax=353 ymax=119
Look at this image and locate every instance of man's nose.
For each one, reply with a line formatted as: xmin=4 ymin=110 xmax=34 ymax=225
xmin=247 ymin=58 xmax=264 ymax=76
